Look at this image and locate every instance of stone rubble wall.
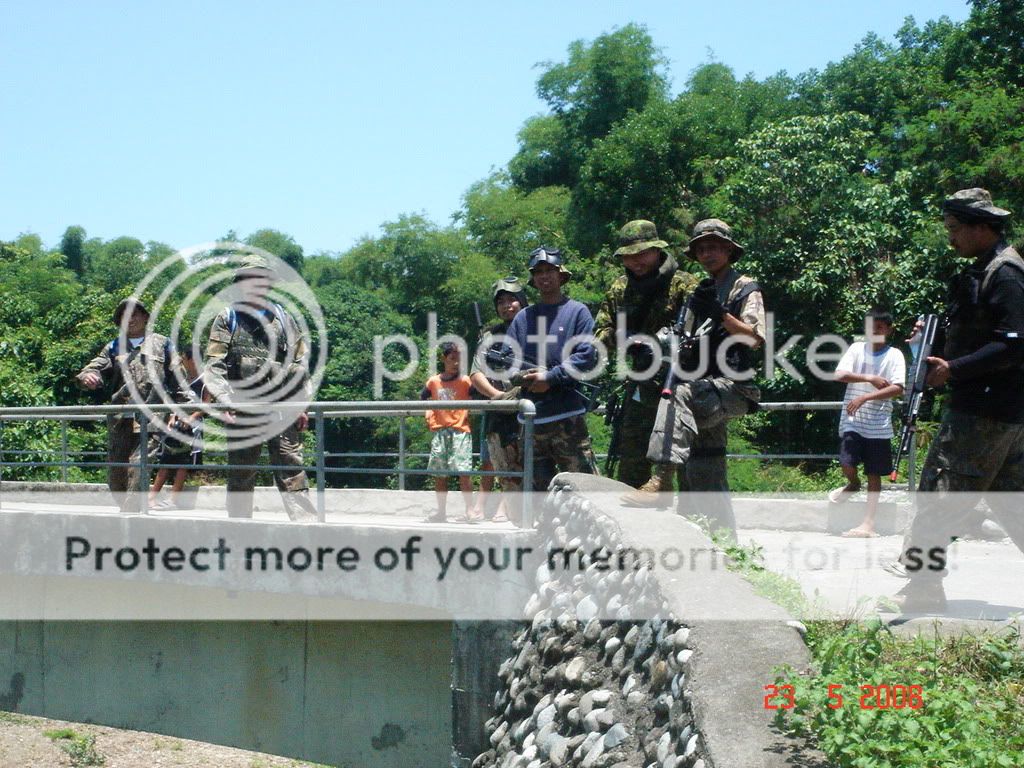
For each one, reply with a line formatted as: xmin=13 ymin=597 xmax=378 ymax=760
xmin=472 ymin=478 xmax=706 ymax=768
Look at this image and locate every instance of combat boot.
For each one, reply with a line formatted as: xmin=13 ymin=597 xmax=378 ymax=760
xmin=620 ymin=465 xmax=674 ymax=508
xmin=282 ymin=490 xmax=319 ymax=523
xmin=890 ymin=579 xmax=947 ymax=613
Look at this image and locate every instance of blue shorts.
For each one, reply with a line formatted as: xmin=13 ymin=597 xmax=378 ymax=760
xmin=839 ymin=431 xmax=893 ymax=476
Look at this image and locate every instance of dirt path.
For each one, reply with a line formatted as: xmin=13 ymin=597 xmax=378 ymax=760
xmin=0 ymin=711 xmax=330 ymax=768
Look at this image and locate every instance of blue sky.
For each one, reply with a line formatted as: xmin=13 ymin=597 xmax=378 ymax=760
xmin=1 ymin=0 xmax=971 ymax=256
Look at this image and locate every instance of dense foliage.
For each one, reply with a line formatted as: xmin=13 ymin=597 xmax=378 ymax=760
xmin=2 ymin=1 xmax=1022 ymax=486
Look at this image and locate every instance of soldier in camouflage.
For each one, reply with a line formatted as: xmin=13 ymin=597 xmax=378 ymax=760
xmin=623 ymin=219 xmax=765 ymax=539
xmin=76 ymin=298 xmax=194 ymax=512
xmin=890 ymin=188 xmax=1024 ymax=612
xmin=203 ymin=255 xmax=318 ymax=521
xmin=594 ymin=220 xmax=698 ymax=489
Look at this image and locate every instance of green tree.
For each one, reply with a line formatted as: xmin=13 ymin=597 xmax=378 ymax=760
xmin=339 ymin=214 xmax=479 ymax=335
xmin=60 ymin=225 xmax=87 ymax=276
xmin=245 ymin=228 xmax=305 ymax=271
xmin=458 ymin=171 xmax=571 ymax=274
xmin=509 ymin=24 xmax=668 ymax=190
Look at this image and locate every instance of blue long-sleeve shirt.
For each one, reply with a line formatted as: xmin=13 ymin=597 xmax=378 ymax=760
xmin=506 ymin=297 xmax=597 ymax=424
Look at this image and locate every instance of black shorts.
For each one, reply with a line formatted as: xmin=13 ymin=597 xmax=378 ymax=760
xmin=838 ymin=431 xmax=893 ymax=476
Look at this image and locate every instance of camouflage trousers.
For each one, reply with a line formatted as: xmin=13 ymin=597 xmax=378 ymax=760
xmin=617 ymin=383 xmax=661 ymax=488
xmin=226 ymin=419 xmax=316 ymax=520
xmin=108 ymin=417 xmax=161 ymax=512
xmin=675 ymin=420 xmax=736 ymax=539
xmin=899 ymin=409 xmax=1024 ymax=581
xmin=647 ymin=377 xmax=757 ymax=465
xmin=486 ymin=430 xmax=524 ymax=493
xmin=531 ymin=415 xmax=598 ymax=492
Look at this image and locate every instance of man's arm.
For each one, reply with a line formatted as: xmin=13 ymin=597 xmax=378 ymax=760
xmin=943 ymin=268 xmax=1024 ymax=382
xmin=544 ymin=304 xmax=596 ymax=384
xmin=202 ymin=312 xmax=234 ymax=405
xmin=726 ymin=286 xmax=765 ymax=348
xmin=592 ymin=286 xmax=619 ymax=353
xmin=76 ymin=344 xmax=115 ymax=390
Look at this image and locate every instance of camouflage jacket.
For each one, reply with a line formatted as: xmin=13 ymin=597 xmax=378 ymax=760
xmin=203 ymin=303 xmax=310 ymax=405
xmin=76 ymin=333 xmax=193 ymax=417
xmin=594 ymin=255 xmax=700 ymax=351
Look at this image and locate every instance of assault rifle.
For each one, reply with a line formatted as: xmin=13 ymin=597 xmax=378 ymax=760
xmin=891 ymin=314 xmax=940 ymax=481
xmin=485 ymin=346 xmax=601 ymax=410
xmin=660 ymin=278 xmax=715 ymax=399
xmin=603 ymin=382 xmax=629 ymax=476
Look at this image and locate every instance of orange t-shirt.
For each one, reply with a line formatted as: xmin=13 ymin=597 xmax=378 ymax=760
xmin=423 ymin=374 xmax=472 ymax=433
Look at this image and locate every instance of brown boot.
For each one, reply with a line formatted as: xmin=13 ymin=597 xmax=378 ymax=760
xmin=620 ymin=466 xmax=674 ymax=508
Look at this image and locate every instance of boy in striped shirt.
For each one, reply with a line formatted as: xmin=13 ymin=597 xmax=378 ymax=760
xmin=830 ymin=309 xmax=907 ymax=537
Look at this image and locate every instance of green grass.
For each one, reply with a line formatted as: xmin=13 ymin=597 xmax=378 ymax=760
xmin=773 ymin=620 xmax=1024 ymax=768
xmin=708 ymin=526 xmax=1024 ymax=768
xmin=44 ymin=728 xmax=105 ymax=766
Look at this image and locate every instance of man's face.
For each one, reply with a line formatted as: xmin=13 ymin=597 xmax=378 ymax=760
xmin=236 ymin=272 xmax=273 ymax=306
xmin=495 ymin=293 xmax=522 ymax=323
xmin=530 ymin=262 xmax=562 ymax=293
xmin=943 ymin=214 xmax=996 ymax=258
xmin=621 ymin=247 xmax=662 ymax=278
xmin=125 ymin=307 xmax=148 ymax=336
xmin=693 ymin=238 xmax=733 ymax=275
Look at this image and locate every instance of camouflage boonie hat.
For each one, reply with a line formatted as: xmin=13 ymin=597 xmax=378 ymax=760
xmin=686 ymin=218 xmax=744 ymax=262
xmin=527 ymin=246 xmax=572 ymax=287
xmin=492 ymin=276 xmax=529 ymax=306
xmin=942 ymin=188 xmax=1011 ymax=221
xmin=233 ymin=254 xmax=274 ymax=279
xmin=112 ymin=297 xmax=149 ymax=325
xmin=613 ymin=220 xmax=670 ymax=258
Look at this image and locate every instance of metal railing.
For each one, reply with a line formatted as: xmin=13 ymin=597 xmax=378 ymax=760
xmin=0 ymin=398 xmax=921 ymax=524
xmin=0 ymin=399 xmax=538 ymax=524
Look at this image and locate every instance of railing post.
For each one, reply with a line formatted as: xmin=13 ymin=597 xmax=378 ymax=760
xmin=398 ymin=416 xmax=407 ymax=491
xmin=60 ymin=419 xmax=69 ymax=483
xmin=314 ymin=409 xmax=326 ymax=522
xmin=0 ymin=418 xmax=5 ymax=502
xmin=137 ymin=409 xmax=150 ymax=514
xmin=520 ymin=400 xmax=536 ymax=527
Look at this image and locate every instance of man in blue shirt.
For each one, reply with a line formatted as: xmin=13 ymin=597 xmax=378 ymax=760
xmin=505 ymin=247 xmax=599 ymax=490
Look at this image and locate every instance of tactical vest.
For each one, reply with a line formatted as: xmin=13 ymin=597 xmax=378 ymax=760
xmin=705 ymin=278 xmax=761 ymax=378
xmin=944 ymin=243 xmax=1024 ymax=369
xmin=223 ymin=304 xmax=292 ymax=391
xmin=108 ymin=334 xmax=171 ymax=404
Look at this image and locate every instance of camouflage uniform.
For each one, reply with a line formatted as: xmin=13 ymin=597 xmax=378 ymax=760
xmin=76 ymin=299 xmax=192 ymax=511
xmin=204 ymin=268 xmax=316 ymax=521
xmin=633 ymin=220 xmax=765 ymax=536
xmin=594 ymin=220 xmax=699 ymax=487
xmin=895 ymin=190 xmax=1024 ymax=603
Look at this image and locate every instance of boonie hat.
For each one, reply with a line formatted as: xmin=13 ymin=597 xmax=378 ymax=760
xmin=686 ymin=218 xmax=744 ymax=262
xmin=613 ymin=220 xmax=670 ymax=258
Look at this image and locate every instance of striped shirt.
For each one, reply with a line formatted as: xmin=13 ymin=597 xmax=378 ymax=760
xmin=837 ymin=342 xmax=906 ymax=439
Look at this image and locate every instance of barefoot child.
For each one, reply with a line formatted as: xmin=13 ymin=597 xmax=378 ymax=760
xmin=421 ymin=343 xmax=475 ymax=522
xmin=830 ymin=309 xmax=906 ymax=536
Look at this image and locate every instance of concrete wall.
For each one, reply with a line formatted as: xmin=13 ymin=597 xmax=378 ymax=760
xmin=0 ymin=619 xmax=453 ymax=767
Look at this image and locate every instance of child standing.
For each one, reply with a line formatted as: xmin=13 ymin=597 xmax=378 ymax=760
xmin=149 ymin=348 xmax=208 ymax=511
xmin=830 ymin=309 xmax=906 ymax=536
xmin=421 ymin=342 xmax=474 ymax=523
